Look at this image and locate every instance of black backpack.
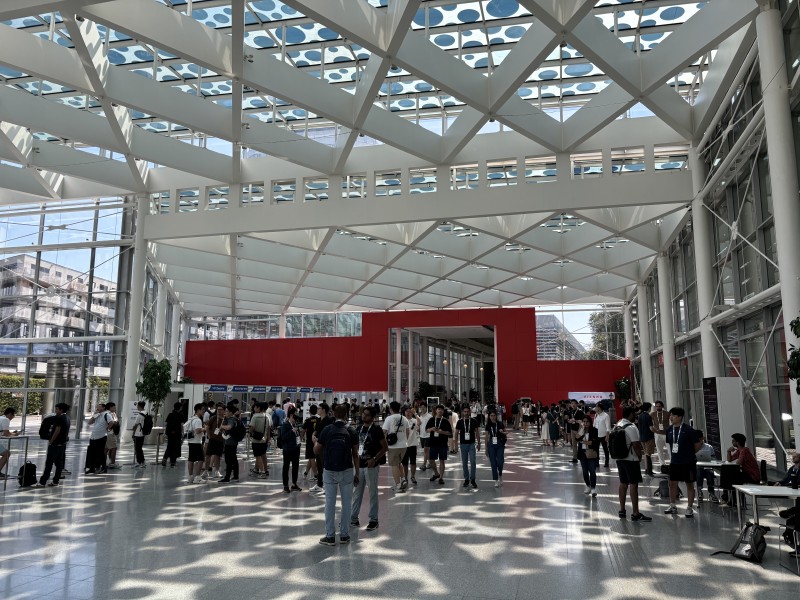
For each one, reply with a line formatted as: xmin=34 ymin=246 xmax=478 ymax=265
xmin=141 ymin=413 xmax=154 ymax=435
xmin=609 ymin=423 xmax=633 ymax=460
xmin=39 ymin=414 xmax=57 ymax=440
xmin=231 ymin=418 xmax=246 ymax=442
xmin=713 ymin=522 xmax=769 ymax=563
xmin=324 ymin=425 xmax=352 ymax=472
xmin=18 ymin=461 xmax=37 ymax=487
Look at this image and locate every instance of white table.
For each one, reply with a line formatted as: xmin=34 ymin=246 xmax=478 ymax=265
xmin=733 ymin=484 xmax=800 ymax=528
xmin=2 ymin=435 xmax=31 ymax=491
xmin=697 ymin=460 xmax=724 ymax=468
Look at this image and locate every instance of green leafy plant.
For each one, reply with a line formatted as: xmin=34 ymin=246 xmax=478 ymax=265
xmin=135 ymin=358 xmax=172 ymax=423
xmin=787 ymin=317 xmax=800 ymax=394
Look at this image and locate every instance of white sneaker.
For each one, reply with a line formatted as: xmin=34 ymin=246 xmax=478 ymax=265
xmin=214 ymin=470 xmax=222 ymax=478
xmin=498 ymin=476 xmax=503 ymax=487
xmin=200 ymin=471 xmax=208 ymax=480
xmin=494 ymin=479 xmax=500 ymax=488
xmin=187 ymin=477 xmax=195 ymax=484
xmin=584 ymin=486 xmax=592 ymax=495
xmin=591 ymin=488 xmax=597 ymax=497
xmin=308 ymin=484 xmax=321 ymax=493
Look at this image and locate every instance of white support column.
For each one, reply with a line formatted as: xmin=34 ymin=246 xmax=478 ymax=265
xmin=169 ymin=304 xmax=180 ymax=380
xmin=407 ymin=330 xmax=415 ymax=402
xmin=624 ymin=302 xmax=635 ymax=360
xmin=153 ymin=280 xmax=168 ymax=357
xmin=278 ymin=314 xmax=286 ymax=338
xmin=395 ymin=329 xmax=402 ymax=403
xmin=178 ymin=316 xmax=189 ymax=381
xmin=657 ymin=255 xmax=679 ymax=409
xmin=690 ymin=147 xmax=722 ymax=377
xmin=120 ymin=196 xmax=148 ymax=433
xmin=637 ymin=283 xmax=654 ymax=404
xmin=757 ymin=1 xmax=800 ymax=449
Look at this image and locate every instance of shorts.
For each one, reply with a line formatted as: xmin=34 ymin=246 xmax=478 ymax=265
xmin=187 ymin=444 xmax=204 ymax=462
xmin=523 ymin=415 xmax=532 ymax=423
xmin=105 ymin=434 xmax=117 ymax=450
xmin=207 ymin=438 xmax=223 ymax=457
xmin=616 ymin=460 xmax=643 ymax=485
xmin=420 ymin=437 xmax=430 ymax=448
xmin=305 ymin=444 xmax=316 ymax=460
xmin=252 ymin=442 xmax=267 ymax=457
xmin=401 ymin=445 xmax=417 ymax=467
xmin=668 ymin=462 xmax=697 ymax=483
xmin=387 ymin=447 xmax=406 ymax=467
xmin=642 ymin=439 xmax=656 ymax=455
xmin=429 ymin=445 xmax=448 ymax=461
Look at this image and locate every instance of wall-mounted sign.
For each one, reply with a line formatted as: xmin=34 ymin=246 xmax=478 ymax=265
xmin=207 ymin=385 xmax=228 ymax=392
xmin=268 ymin=386 xmax=284 ymax=393
xmin=252 ymin=386 xmax=267 ymax=393
xmin=231 ymin=385 xmax=249 ymax=393
xmin=312 ymin=387 xmax=323 ymax=393
xmin=285 ymin=386 xmax=298 ymax=393
xmin=299 ymin=387 xmax=312 ymax=393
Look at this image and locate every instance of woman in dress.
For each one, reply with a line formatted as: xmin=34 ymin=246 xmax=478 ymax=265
xmin=540 ymin=409 xmax=552 ymax=446
xmin=521 ymin=403 xmax=531 ymax=436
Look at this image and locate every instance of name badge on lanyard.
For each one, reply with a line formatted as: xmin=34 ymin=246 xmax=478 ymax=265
xmin=296 ymin=435 xmax=301 ymax=446
xmin=492 ymin=436 xmax=498 ymax=445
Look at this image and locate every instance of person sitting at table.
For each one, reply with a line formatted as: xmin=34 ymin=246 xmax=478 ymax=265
xmin=0 ymin=407 xmax=20 ymax=479
xmin=773 ymin=451 xmax=800 ymax=487
xmin=695 ymin=430 xmax=719 ymax=504
xmin=726 ymin=433 xmax=760 ymax=484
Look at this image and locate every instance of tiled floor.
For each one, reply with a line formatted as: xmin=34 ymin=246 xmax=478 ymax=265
xmin=1 ymin=430 xmax=798 ymax=600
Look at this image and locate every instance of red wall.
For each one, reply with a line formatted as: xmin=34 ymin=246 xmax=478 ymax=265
xmin=185 ymin=307 xmax=629 ymax=410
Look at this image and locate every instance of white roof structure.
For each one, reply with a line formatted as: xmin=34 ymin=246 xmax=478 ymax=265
xmin=0 ymin=0 xmax=758 ymax=316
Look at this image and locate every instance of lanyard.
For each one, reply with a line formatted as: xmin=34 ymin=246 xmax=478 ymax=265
xmin=435 ymin=417 xmax=442 ymax=429
xmin=461 ymin=417 xmax=471 ymax=432
xmin=672 ymin=424 xmax=682 ymax=445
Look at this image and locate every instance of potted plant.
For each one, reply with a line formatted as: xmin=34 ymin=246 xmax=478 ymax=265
xmin=787 ymin=316 xmax=800 ymax=393
xmin=135 ymin=358 xmax=173 ymax=444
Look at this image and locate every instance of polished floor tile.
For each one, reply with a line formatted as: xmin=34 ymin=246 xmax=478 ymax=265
xmin=1 ymin=431 xmax=798 ymax=599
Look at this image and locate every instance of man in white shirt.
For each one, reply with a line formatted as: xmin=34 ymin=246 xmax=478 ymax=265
xmin=614 ymin=406 xmax=651 ymax=522
xmin=185 ymin=403 xmax=206 ymax=484
xmin=382 ymin=401 xmax=410 ymax=492
xmin=87 ymin=403 xmax=114 ymax=474
xmin=131 ymin=401 xmax=147 ymax=468
xmin=593 ymin=403 xmax=611 ymax=468
xmin=418 ymin=403 xmax=433 ymax=472
xmin=0 ymin=408 xmax=19 ymax=479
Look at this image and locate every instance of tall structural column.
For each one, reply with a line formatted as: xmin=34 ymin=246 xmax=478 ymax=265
xmin=657 ymin=255 xmax=679 ymax=409
xmin=637 ymin=283 xmax=654 ymax=404
xmin=395 ymin=329 xmax=402 ymax=403
xmin=120 ymin=196 xmax=149 ymax=434
xmin=169 ymin=305 xmax=180 ymax=380
xmin=624 ymin=303 xmax=635 ymax=360
xmin=757 ymin=1 xmax=800 ymax=450
xmin=153 ymin=280 xmax=167 ymax=357
xmin=689 ymin=147 xmax=721 ymax=377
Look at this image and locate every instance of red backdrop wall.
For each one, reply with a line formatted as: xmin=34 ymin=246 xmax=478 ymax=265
xmin=185 ymin=307 xmax=629 ymax=410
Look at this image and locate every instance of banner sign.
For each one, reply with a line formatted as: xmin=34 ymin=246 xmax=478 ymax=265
xmin=285 ymin=386 xmax=298 ymax=393
xmin=268 ymin=386 xmax=284 ymax=393
xmin=568 ymin=391 xmax=614 ymax=404
xmin=299 ymin=387 xmax=312 ymax=393
xmin=231 ymin=385 xmax=249 ymax=393
xmin=324 ymin=388 xmax=334 ymax=393
xmin=312 ymin=387 xmax=323 ymax=393
xmin=207 ymin=385 xmax=228 ymax=392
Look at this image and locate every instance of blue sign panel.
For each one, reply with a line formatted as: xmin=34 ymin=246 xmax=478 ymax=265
xmin=299 ymin=387 xmax=311 ymax=393
xmin=252 ymin=386 xmax=267 ymax=393
xmin=324 ymin=388 xmax=334 ymax=393
xmin=312 ymin=387 xmax=323 ymax=393
xmin=231 ymin=385 xmax=249 ymax=392
xmin=268 ymin=386 xmax=284 ymax=393
xmin=285 ymin=386 xmax=298 ymax=393
xmin=208 ymin=385 xmax=228 ymax=392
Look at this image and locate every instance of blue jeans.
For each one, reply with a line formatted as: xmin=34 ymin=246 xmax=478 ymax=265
xmin=323 ymin=468 xmax=354 ymax=538
xmin=696 ymin=467 xmax=716 ymax=493
xmin=579 ymin=453 xmax=597 ymax=488
xmin=460 ymin=443 xmax=476 ymax=481
xmin=487 ymin=444 xmax=504 ymax=480
xmin=351 ymin=465 xmax=379 ymax=523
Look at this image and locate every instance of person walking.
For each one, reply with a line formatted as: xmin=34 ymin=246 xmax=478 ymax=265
xmin=350 ymin=406 xmax=387 ymax=532
xmin=401 ymin=404 xmax=420 ymax=487
xmin=418 ymin=402 xmax=433 ymax=471
xmin=650 ymin=401 xmax=670 ymax=468
xmin=131 ymin=400 xmax=147 ymax=469
xmin=593 ymin=403 xmax=611 ymax=467
xmin=484 ymin=409 xmax=506 ymax=487
xmin=301 ymin=404 xmax=320 ymax=480
xmin=36 ymin=403 xmax=70 ymax=487
xmin=279 ymin=407 xmax=302 ymax=493
xmin=382 ymin=401 xmax=410 ymax=492
xmin=456 ymin=404 xmax=480 ymax=489
xmin=248 ymin=401 xmax=270 ymax=478
xmin=218 ymin=404 xmax=240 ymax=484
xmin=577 ymin=416 xmax=600 ymax=496
xmin=637 ymin=402 xmax=655 ymax=476
xmin=425 ymin=405 xmax=452 ymax=485
xmin=613 ymin=405 xmax=652 ymax=522
xmin=162 ymin=401 xmax=184 ymax=468
xmin=316 ymin=404 xmax=359 ymax=545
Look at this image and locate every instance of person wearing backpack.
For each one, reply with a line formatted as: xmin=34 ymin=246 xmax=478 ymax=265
xmin=382 ymin=401 xmax=410 ymax=493
xmin=315 ymin=404 xmax=360 ymax=546
xmin=87 ymin=403 xmax=114 ymax=474
xmin=612 ymin=405 xmax=652 ymax=522
xmin=34 ymin=403 xmax=70 ymax=487
xmin=310 ymin=403 xmax=335 ymax=494
xmin=131 ymin=401 xmax=148 ymax=469
xmin=279 ymin=407 xmax=302 ymax=493
xmin=218 ymin=403 xmax=241 ymax=483
xmin=248 ymin=401 xmax=270 ymax=479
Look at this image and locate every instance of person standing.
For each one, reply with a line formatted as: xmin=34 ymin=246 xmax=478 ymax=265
xmin=614 ymin=406 xmax=652 ymax=521
xmin=401 ymin=404 xmax=420 ymax=486
xmin=521 ymin=403 xmax=531 ymax=436
xmin=567 ymin=400 xmax=585 ymax=464
xmin=0 ymin=407 xmax=20 ymax=479
xmin=279 ymin=407 xmax=302 ymax=493
xmin=310 ymin=403 xmax=334 ymax=494
xmin=663 ymin=407 xmax=701 ymax=517
xmin=456 ymin=404 xmax=480 ymax=489
xmin=36 ymin=403 xmax=70 ymax=487
xmin=218 ymin=404 xmax=240 ymax=484
xmin=162 ymin=401 xmax=184 ymax=468
xmin=576 ymin=416 xmax=600 ymax=496
xmin=248 ymin=402 xmax=270 ymax=478
xmin=382 ymin=401 xmax=410 ymax=492
xmin=185 ymin=403 xmax=205 ymax=484
xmin=637 ymin=402 xmax=655 ymax=476
xmin=131 ymin=400 xmax=147 ymax=469
xmin=87 ymin=403 xmax=114 ymax=474
xmin=650 ymin=401 xmax=670 ymax=468
xmin=484 ymin=409 xmax=506 ymax=487
xmin=426 ymin=405 xmax=452 ymax=485
xmin=316 ymin=404 xmax=359 ymax=545
xmin=593 ymin=403 xmax=611 ymax=467
xmin=104 ymin=403 xmax=121 ymax=469
xmin=301 ymin=404 xmax=320 ymax=480
xmin=350 ymin=406 xmax=387 ymax=532
xmin=418 ymin=402 xmax=433 ymax=471
xmin=202 ymin=404 xmax=225 ymax=480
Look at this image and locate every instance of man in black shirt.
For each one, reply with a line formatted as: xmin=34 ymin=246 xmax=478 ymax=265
xmin=350 ymin=406 xmax=388 ymax=531
xmin=567 ymin=400 xmax=585 ymax=463
xmin=426 ymin=405 xmax=452 ymax=485
xmin=302 ymin=405 xmax=320 ymax=481
xmin=37 ymin=403 xmax=71 ymax=487
xmin=310 ymin=403 xmax=335 ymax=494
xmin=455 ymin=404 xmax=481 ymax=489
